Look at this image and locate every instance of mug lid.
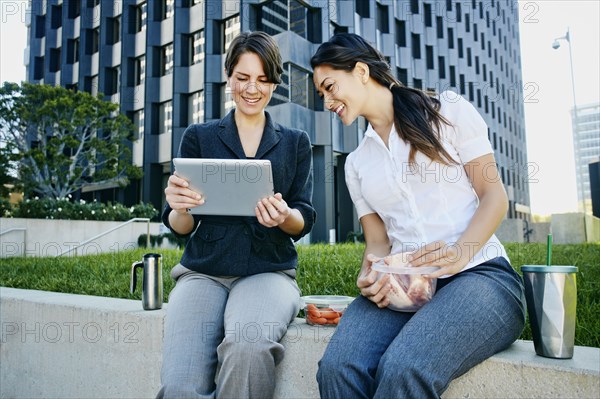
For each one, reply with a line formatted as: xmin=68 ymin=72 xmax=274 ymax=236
xmin=521 ymin=265 xmax=578 ymax=273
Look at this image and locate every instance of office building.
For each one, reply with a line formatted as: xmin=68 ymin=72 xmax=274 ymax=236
xmin=25 ymin=0 xmax=530 ymax=242
xmin=572 ymin=102 xmax=600 ymax=214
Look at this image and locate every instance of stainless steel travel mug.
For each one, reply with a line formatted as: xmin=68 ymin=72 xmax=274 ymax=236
xmin=522 ymin=265 xmax=578 ymax=359
xmin=130 ymin=253 xmax=163 ymax=310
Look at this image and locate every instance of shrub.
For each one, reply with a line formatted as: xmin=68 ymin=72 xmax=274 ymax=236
xmin=138 ymin=232 xmax=188 ymax=249
xmin=7 ymin=196 xmax=158 ymax=221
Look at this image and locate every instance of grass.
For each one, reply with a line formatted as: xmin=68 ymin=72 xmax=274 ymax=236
xmin=1 ymin=243 xmax=598 ymax=348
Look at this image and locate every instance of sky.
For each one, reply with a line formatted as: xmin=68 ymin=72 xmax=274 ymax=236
xmin=1 ymin=0 xmax=599 ymax=216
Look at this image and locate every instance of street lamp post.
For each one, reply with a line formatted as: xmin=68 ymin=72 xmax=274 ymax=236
xmin=553 ymin=27 xmax=584 ymax=213
xmin=552 ymin=28 xmax=578 ymax=115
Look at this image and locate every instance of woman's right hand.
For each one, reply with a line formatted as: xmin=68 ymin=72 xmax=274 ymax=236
xmin=357 ymin=254 xmax=391 ymax=308
xmin=164 ymin=173 xmax=204 ymax=214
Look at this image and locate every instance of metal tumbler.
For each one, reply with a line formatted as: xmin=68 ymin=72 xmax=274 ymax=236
xmin=130 ymin=253 xmax=163 ymax=310
xmin=522 ymin=265 xmax=578 ymax=359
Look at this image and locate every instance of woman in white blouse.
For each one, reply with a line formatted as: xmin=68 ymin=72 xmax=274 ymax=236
xmin=310 ymin=33 xmax=526 ymax=399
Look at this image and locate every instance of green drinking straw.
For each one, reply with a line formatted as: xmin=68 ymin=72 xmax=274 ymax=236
xmin=546 ymin=233 xmax=553 ymax=266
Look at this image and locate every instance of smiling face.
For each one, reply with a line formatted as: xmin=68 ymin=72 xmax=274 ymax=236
xmin=313 ymin=64 xmax=368 ymax=126
xmin=227 ymin=52 xmax=276 ymax=118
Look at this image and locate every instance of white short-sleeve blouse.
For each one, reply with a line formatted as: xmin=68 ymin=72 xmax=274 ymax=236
xmin=345 ymin=91 xmax=508 ymax=274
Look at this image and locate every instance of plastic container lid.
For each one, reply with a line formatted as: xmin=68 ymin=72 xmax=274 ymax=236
xmin=300 ymin=295 xmax=355 ymax=307
xmin=521 ymin=265 xmax=578 ymax=273
xmin=372 ymin=261 xmax=440 ymax=275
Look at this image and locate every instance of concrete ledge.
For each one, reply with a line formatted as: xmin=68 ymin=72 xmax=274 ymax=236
xmin=1 ymin=288 xmax=598 ymax=398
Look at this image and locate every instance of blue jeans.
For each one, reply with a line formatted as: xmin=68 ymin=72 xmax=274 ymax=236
xmin=316 ymin=257 xmax=525 ymax=399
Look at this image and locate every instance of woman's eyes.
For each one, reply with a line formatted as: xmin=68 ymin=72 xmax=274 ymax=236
xmin=236 ymin=77 xmax=268 ymax=83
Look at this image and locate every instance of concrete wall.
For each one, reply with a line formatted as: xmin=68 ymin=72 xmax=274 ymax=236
xmin=0 ymin=218 xmax=172 ymax=258
xmin=496 ymin=214 xmax=600 ymax=244
xmin=496 ymin=218 xmax=525 ymax=243
xmin=551 ymin=213 xmax=600 ymax=244
xmin=584 ymin=213 xmax=600 ymax=243
xmin=1 ymin=288 xmax=598 ymax=399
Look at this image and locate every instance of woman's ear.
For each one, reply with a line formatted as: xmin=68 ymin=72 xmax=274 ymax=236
xmin=354 ymin=62 xmax=370 ymax=84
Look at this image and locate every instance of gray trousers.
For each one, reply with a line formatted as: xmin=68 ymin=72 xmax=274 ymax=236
xmin=157 ymin=264 xmax=301 ymax=399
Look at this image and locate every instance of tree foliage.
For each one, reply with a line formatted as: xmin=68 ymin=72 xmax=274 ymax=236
xmin=0 ymin=82 xmax=142 ymax=199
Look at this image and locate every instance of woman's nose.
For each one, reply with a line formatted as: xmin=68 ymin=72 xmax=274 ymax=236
xmin=245 ymin=82 xmax=259 ymax=94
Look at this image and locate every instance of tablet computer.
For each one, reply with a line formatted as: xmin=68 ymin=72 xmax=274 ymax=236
xmin=173 ymin=158 xmax=274 ymax=216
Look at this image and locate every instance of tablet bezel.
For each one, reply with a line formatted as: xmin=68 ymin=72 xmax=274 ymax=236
xmin=172 ymin=158 xmax=274 ymax=216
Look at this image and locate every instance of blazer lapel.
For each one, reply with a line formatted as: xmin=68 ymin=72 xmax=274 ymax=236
xmin=255 ymin=112 xmax=282 ymax=159
xmin=217 ymin=111 xmax=247 ymax=159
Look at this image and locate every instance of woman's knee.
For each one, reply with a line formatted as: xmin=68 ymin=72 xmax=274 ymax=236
xmin=218 ymin=334 xmax=284 ymax=367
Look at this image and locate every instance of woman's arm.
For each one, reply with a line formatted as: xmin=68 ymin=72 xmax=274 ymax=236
xmin=356 ymin=213 xmax=393 ymax=308
xmin=409 ymin=153 xmax=508 ymax=278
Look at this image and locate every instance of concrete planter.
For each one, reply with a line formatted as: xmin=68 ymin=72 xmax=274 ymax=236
xmin=0 ymin=218 xmax=171 ymax=257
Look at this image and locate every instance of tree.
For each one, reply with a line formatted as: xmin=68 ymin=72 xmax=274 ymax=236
xmin=0 ymin=82 xmax=142 ymax=199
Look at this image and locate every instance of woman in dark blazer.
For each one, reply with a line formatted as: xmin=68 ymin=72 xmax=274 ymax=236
xmin=158 ymin=32 xmax=315 ymax=399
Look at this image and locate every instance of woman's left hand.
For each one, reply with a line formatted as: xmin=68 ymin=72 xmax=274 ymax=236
xmin=408 ymin=240 xmax=469 ymax=279
xmin=256 ymin=193 xmax=291 ymax=227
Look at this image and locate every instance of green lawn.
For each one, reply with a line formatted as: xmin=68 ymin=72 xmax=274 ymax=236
xmin=1 ymin=243 xmax=598 ymax=347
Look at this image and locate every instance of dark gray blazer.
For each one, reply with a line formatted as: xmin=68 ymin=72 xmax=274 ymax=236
xmin=162 ymin=110 xmax=316 ymax=277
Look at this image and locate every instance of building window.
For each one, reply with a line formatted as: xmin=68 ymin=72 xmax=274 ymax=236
xmin=106 ymin=67 xmax=120 ymax=96
xmin=190 ymin=30 xmax=205 ymax=65
xmin=223 ymin=84 xmax=236 ymax=115
xmin=290 ymin=64 xmax=315 ymax=109
xmin=87 ymin=27 xmax=100 ymax=54
xmin=356 ymin=0 xmax=370 ymax=18
xmin=161 ymin=43 xmax=174 ymax=76
xmin=189 ymin=91 xmax=204 ymax=125
xmin=436 ymin=16 xmax=444 ymax=38
xmin=449 ymin=65 xmax=456 ymax=87
xmin=67 ymin=39 xmax=80 ymax=64
xmin=410 ymin=0 xmax=419 ymax=14
xmin=458 ymin=38 xmax=463 ymax=58
xmin=91 ymin=75 xmax=99 ymax=96
xmin=107 ymin=17 xmax=121 ymax=45
xmin=224 ymin=15 xmax=241 ymax=53
xmin=424 ymin=3 xmax=432 ymax=27
xmin=413 ymin=79 xmax=422 ymax=89
xmin=51 ymin=5 xmax=62 ymax=29
xmin=257 ymin=0 xmax=321 ymax=43
xmin=135 ymin=55 xmax=146 ymax=86
xmin=425 ymin=46 xmax=434 ymax=69
xmin=377 ymin=3 xmax=389 ymax=33
xmin=396 ymin=20 xmax=406 ymax=47
xmin=397 ymin=68 xmax=408 ymax=85
xmin=49 ymin=48 xmax=61 ymax=72
xmin=34 ymin=56 xmax=44 ymax=80
xmin=133 ymin=109 xmax=145 ymax=140
xmin=35 ymin=15 xmax=45 ymax=38
xmin=411 ymin=34 xmax=421 ymax=59
xmin=447 ymin=28 xmax=454 ymax=48
xmin=159 ymin=101 xmax=173 ymax=135
xmin=438 ymin=56 xmax=446 ymax=79
xmin=68 ymin=0 xmax=81 ymax=18
xmin=135 ymin=2 xmax=147 ymax=33
xmin=87 ymin=0 xmax=100 ymax=6
xmin=271 ymin=66 xmax=290 ymax=106
xmin=158 ymin=0 xmax=174 ymax=21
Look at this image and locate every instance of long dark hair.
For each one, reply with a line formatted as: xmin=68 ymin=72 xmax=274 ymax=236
xmin=310 ymin=33 xmax=456 ymax=165
xmin=224 ymin=31 xmax=283 ymax=84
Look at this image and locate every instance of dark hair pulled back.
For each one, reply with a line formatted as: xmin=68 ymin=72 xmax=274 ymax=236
xmin=225 ymin=31 xmax=283 ymax=84
xmin=311 ymin=33 xmax=456 ymax=165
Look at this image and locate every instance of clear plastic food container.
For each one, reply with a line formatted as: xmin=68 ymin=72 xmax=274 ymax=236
xmin=300 ymin=295 xmax=355 ymax=326
xmin=372 ymin=260 xmax=439 ymax=312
